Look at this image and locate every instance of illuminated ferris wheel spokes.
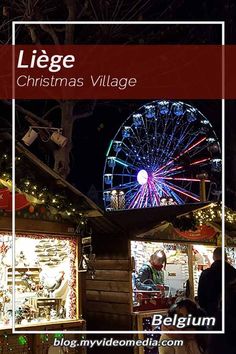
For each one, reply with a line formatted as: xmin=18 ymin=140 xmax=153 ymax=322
xmin=103 ymin=100 xmax=221 ymax=210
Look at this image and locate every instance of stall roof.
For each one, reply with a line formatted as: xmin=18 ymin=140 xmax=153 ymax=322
xmin=116 ymin=204 xmax=236 ymax=244
xmin=105 ymin=203 xmax=210 ymax=236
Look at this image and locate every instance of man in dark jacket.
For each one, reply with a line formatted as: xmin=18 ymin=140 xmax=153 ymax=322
xmin=135 ymin=250 xmax=166 ymax=291
xmin=198 ymin=247 xmax=236 ymax=317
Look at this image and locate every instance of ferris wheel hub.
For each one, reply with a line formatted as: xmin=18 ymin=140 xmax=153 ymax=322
xmin=137 ymin=169 xmax=149 ymax=185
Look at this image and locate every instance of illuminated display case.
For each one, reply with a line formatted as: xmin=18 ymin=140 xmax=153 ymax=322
xmin=0 ymin=233 xmax=79 ymax=329
xmin=131 ymin=240 xmax=222 ymax=312
xmin=131 ymin=241 xmax=189 ymax=312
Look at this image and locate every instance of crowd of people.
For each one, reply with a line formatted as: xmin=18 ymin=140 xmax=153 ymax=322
xmin=135 ymin=247 xmax=236 ymax=354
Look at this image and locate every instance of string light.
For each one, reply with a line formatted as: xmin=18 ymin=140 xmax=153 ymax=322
xmin=18 ymin=335 xmax=28 ymax=345
xmin=194 ymin=203 xmax=236 ymax=225
xmin=40 ymin=334 xmax=49 ymax=343
xmin=0 ymin=333 xmax=71 ymax=352
xmin=0 ymin=334 xmax=31 ymax=353
xmin=0 ymin=152 xmax=85 ymax=223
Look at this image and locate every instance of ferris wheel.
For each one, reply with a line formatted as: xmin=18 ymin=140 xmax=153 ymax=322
xmin=103 ymin=100 xmax=221 ymax=211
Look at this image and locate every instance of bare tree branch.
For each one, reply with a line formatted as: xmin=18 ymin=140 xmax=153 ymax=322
xmin=42 ymin=105 xmax=61 ymax=119
xmin=72 ymin=100 xmax=97 ymax=121
xmin=27 ymin=24 xmax=41 ymax=44
xmin=64 ymin=0 xmax=76 ymax=44
xmin=40 ymin=24 xmax=60 ymax=44
xmin=14 ymin=103 xmax=50 ymax=126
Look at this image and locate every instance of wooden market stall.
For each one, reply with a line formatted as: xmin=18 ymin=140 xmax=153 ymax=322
xmin=130 ymin=204 xmax=236 ymax=354
xmin=0 ymin=143 xmax=104 ymax=353
xmin=85 ymin=202 xmax=236 ymax=354
xmin=84 ymin=203 xmax=214 ymax=330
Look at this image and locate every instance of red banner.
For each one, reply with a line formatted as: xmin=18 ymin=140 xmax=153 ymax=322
xmin=0 ymin=188 xmax=10 ymax=209
xmin=174 ymin=225 xmax=217 ymax=241
xmin=0 ymin=188 xmax=30 ymax=212
xmin=1 ymin=44 xmax=235 ymax=99
xmin=12 ymin=45 xmax=223 ymax=99
xmin=0 ymin=44 xmax=236 ymax=98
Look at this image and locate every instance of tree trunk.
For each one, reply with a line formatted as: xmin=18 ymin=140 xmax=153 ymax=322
xmin=53 ymin=101 xmax=75 ymax=179
xmin=53 ymin=1 xmax=76 ymax=178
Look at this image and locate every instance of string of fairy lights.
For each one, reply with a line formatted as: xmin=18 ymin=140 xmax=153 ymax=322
xmin=0 ymin=152 xmax=88 ymax=225
xmin=194 ymin=203 xmax=236 ymax=226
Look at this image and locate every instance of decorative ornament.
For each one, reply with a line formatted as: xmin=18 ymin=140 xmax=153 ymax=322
xmin=40 ymin=206 xmax=46 ymax=214
xmin=40 ymin=334 xmax=49 ymax=343
xmin=0 ymin=242 xmax=9 ymax=254
xmin=28 ymin=205 xmax=34 ymax=213
xmin=18 ymin=335 xmax=28 ymax=346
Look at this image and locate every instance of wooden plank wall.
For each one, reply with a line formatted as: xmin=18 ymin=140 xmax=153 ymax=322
xmin=0 ymin=216 xmax=75 ymax=235
xmin=85 ymin=234 xmax=133 ymax=331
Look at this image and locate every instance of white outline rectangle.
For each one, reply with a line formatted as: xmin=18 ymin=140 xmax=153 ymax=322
xmin=12 ymin=20 xmax=225 ymax=335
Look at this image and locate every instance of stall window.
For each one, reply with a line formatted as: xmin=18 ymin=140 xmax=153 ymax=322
xmin=0 ymin=233 xmax=78 ymax=328
xmin=131 ymin=241 xmax=231 ymax=312
xmin=131 ymin=241 xmax=189 ymax=311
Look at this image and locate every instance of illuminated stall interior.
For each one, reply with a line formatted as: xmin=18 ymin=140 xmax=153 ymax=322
xmin=0 ymin=234 xmax=78 ymax=328
xmin=128 ymin=204 xmax=236 ymax=343
xmin=127 ymin=203 xmax=236 ymax=315
xmin=131 ymin=240 xmax=217 ymax=310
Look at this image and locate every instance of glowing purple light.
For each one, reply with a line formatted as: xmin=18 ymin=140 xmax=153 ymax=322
xmin=137 ymin=169 xmax=148 ymax=185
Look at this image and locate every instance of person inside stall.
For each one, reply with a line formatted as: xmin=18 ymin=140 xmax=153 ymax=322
xmin=135 ymin=250 xmax=167 ymax=291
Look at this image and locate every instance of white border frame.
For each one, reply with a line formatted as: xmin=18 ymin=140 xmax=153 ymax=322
xmin=12 ymin=20 xmax=225 ymax=335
